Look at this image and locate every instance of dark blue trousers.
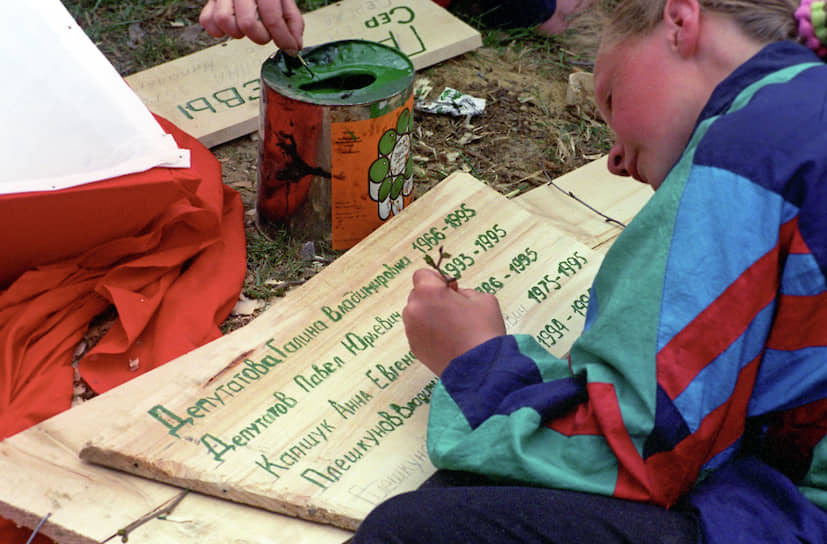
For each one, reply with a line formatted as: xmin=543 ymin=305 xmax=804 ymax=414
xmin=461 ymin=0 xmax=558 ymax=28
xmin=352 ymin=470 xmax=698 ymax=544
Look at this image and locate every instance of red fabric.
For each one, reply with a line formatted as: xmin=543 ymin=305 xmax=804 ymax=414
xmin=0 ymin=116 xmax=246 ymax=542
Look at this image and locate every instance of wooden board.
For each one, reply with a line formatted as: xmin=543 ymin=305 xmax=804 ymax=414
xmin=514 ymin=157 xmax=653 ymax=253
xmin=0 ymin=374 xmax=351 ymax=544
xmin=0 ymin=161 xmax=653 ymax=543
xmin=78 ymin=172 xmax=604 ymax=531
xmin=125 ymin=0 xmax=482 ymax=147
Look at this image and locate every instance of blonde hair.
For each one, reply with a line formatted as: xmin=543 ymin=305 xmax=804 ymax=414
xmin=601 ymin=0 xmax=800 ymax=44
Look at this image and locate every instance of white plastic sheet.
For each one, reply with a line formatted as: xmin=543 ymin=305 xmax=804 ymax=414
xmin=0 ymin=1 xmax=190 ymax=195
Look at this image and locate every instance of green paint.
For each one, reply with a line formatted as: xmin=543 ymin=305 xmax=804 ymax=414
xmin=261 ymin=39 xmax=414 ymax=106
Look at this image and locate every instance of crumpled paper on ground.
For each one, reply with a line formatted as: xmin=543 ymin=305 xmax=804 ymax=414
xmin=415 ymin=87 xmax=486 ymax=117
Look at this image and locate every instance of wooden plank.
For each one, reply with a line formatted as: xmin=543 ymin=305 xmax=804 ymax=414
xmin=75 ymin=172 xmax=604 ymax=532
xmin=0 ymin=377 xmax=351 ymax=543
xmin=514 ymin=157 xmax=653 ymax=252
xmin=0 ymin=159 xmax=646 ymax=542
xmin=125 ymin=0 xmax=482 ymax=147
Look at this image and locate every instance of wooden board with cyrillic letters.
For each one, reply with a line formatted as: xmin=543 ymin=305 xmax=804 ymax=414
xmin=0 ymin=161 xmax=652 ymax=543
xmin=77 ymin=172 xmax=604 ymax=531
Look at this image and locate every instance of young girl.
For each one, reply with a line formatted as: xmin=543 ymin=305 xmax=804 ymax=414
xmin=353 ymin=1 xmax=827 ymax=542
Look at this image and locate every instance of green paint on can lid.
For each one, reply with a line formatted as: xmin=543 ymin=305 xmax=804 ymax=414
xmin=262 ymin=40 xmax=414 ymax=106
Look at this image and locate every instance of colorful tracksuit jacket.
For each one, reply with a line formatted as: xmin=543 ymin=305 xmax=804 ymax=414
xmin=426 ymin=42 xmax=827 ymax=542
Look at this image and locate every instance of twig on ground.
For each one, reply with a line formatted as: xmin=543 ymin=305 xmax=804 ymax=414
xmin=102 ymin=490 xmax=190 ymax=543
xmin=540 ymin=162 xmax=627 ymax=228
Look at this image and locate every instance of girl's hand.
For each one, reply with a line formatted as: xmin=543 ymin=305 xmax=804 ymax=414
xmin=200 ymin=0 xmax=304 ymax=54
xmin=403 ymin=268 xmax=506 ymax=377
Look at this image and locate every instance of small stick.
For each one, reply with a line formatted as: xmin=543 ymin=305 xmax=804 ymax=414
xmin=424 ymin=246 xmax=458 ymax=290
xmin=296 ymin=52 xmax=315 ymax=78
xmin=25 ymin=512 xmax=51 ymax=544
xmin=103 ymin=490 xmax=189 ymax=543
xmin=540 ymin=162 xmax=627 ymax=228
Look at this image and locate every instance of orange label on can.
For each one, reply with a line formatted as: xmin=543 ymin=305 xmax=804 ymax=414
xmin=330 ymin=95 xmax=414 ymax=250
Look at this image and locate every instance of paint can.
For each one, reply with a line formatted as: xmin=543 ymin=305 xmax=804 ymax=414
xmin=257 ymin=40 xmax=415 ymax=250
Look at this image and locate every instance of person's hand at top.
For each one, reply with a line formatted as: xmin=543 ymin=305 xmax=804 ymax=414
xmin=536 ymin=0 xmax=593 ymax=36
xmin=200 ymin=0 xmax=304 ymax=55
xmin=402 ymin=268 xmax=506 ymax=377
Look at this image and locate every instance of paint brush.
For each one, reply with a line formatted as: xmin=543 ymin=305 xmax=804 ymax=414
xmin=296 ymin=52 xmax=315 ymax=78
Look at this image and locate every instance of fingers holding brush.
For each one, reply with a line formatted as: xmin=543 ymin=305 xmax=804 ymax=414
xmin=200 ymin=0 xmax=304 ymax=54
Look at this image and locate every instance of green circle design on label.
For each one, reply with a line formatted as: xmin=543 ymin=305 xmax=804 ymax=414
xmin=369 ymin=157 xmax=390 ymax=183
xmin=369 ymin=107 xmax=414 ymax=220
xmin=379 ymin=131 xmax=397 ymax=156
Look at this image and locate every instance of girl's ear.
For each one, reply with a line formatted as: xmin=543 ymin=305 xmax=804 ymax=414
xmin=663 ymin=0 xmax=701 ymax=58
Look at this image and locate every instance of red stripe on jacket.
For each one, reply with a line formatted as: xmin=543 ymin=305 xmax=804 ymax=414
xmin=657 ymin=219 xmax=797 ymax=398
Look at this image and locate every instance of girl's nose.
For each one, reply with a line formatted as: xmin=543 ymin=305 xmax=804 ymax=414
xmin=608 ymin=142 xmax=630 ymax=177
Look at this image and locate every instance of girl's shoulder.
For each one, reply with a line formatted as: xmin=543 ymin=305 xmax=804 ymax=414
xmin=691 ymin=53 xmax=827 ymax=196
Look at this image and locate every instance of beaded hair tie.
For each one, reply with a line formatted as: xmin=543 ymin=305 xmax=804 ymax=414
xmin=796 ymin=0 xmax=827 ymax=58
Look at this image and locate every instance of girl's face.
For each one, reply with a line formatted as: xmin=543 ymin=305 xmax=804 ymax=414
xmin=594 ymin=29 xmax=706 ymax=190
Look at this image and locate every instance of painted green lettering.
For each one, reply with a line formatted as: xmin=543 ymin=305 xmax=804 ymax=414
xmin=256 ymin=454 xmax=288 ymax=479
xmin=148 ymin=405 xmax=193 ymax=438
xmin=201 ymin=433 xmax=235 ymax=462
xmin=213 ymin=87 xmax=244 ymax=108
xmin=390 ymin=5 xmax=414 ymax=24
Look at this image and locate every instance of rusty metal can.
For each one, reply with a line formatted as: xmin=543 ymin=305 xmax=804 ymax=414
xmin=257 ymin=39 xmax=415 ymax=250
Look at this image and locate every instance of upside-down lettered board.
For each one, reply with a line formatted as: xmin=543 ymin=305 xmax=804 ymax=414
xmin=79 ymin=172 xmax=605 ymax=531
xmin=125 ymin=0 xmax=482 ymax=147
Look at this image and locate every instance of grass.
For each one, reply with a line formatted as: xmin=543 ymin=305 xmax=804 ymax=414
xmin=243 ymin=227 xmax=332 ymax=299
xmin=63 ymin=0 xmax=210 ymax=74
xmin=62 ymin=0 xmax=597 ymax=75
